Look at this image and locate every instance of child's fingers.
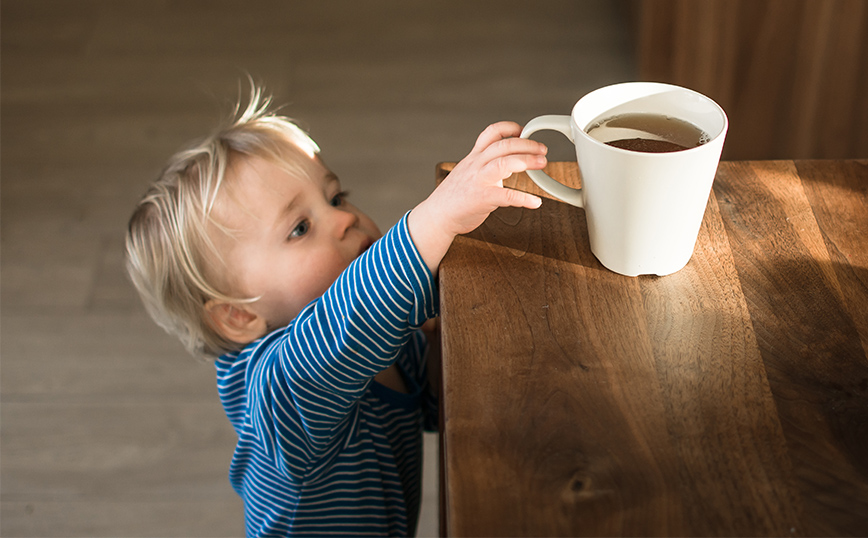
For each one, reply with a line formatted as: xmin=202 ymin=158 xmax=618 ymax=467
xmin=479 ymin=137 xmax=548 ymax=163
xmin=483 ymin=153 xmax=547 ymax=182
xmin=472 ymin=122 xmax=523 ymax=152
xmin=489 ymin=186 xmax=543 ymax=210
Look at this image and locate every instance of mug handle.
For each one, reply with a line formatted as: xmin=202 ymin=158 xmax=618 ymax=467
xmin=520 ymin=115 xmax=584 ymax=208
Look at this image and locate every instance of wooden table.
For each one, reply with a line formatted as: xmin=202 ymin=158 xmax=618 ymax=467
xmin=436 ymin=160 xmax=868 ymax=537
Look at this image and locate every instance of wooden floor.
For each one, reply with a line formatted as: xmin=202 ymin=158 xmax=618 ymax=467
xmin=0 ymin=1 xmax=635 ymax=535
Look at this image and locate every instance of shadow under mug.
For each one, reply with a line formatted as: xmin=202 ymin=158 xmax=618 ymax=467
xmin=520 ymin=82 xmax=728 ymax=277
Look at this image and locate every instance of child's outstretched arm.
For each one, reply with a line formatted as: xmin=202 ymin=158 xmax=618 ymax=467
xmin=408 ymin=121 xmax=548 ymax=275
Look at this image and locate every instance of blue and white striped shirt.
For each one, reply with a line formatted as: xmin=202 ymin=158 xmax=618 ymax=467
xmin=215 ymin=213 xmax=439 ymax=537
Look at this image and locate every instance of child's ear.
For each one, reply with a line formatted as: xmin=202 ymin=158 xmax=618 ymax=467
xmin=204 ymin=300 xmax=268 ymax=345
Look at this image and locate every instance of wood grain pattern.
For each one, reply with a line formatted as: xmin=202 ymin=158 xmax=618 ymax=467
xmin=714 ymin=161 xmax=868 ymax=536
xmin=438 ymin=160 xmax=868 ymax=536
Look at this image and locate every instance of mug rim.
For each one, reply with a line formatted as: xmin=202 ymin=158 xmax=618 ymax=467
xmin=571 ymin=82 xmax=728 ymax=156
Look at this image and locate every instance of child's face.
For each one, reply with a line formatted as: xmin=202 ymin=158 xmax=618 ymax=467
xmin=211 ymin=153 xmax=382 ymax=334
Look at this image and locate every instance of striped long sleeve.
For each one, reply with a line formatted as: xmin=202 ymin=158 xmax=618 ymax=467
xmin=215 ymin=213 xmax=439 ymax=537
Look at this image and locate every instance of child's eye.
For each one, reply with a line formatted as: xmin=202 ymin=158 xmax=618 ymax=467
xmin=330 ymin=191 xmax=348 ymax=207
xmin=289 ymin=220 xmax=310 ymax=239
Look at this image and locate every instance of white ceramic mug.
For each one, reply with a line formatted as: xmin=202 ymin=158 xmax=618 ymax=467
xmin=520 ymin=82 xmax=728 ymax=276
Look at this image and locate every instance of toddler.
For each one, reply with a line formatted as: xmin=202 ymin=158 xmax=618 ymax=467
xmin=125 ymin=86 xmax=546 ymax=537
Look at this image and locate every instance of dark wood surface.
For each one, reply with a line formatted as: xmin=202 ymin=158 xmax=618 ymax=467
xmin=437 ymin=160 xmax=868 ymax=536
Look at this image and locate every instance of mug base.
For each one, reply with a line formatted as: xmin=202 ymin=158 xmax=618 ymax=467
xmin=597 ymin=256 xmax=691 ymax=278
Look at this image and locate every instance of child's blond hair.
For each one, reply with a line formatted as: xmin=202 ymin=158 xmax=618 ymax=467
xmin=125 ymin=86 xmax=320 ymax=358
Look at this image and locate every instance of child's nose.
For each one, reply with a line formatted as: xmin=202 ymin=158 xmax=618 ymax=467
xmin=331 ymin=205 xmax=359 ymax=238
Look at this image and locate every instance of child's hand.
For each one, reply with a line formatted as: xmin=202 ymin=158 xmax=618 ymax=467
xmin=408 ymin=121 xmax=548 ymax=275
xmin=431 ymin=122 xmax=547 ymax=236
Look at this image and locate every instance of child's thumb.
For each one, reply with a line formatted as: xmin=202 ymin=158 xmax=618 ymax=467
xmin=500 ymin=187 xmax=542 ymax=209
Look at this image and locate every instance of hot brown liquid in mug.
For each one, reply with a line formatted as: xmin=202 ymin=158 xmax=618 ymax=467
xmin=586 ymin=112 xmax=710 ymax=153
